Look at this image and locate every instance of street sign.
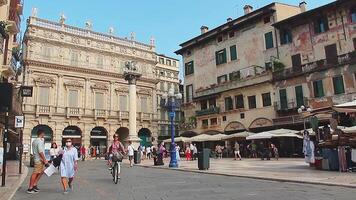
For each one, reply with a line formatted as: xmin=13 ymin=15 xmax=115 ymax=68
xmin=15 ymin=116 xmax=24 ymax=128
xmin=21 ymin=86 xmax=33 ymax=97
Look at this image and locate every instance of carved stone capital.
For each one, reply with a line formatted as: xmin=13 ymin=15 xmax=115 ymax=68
xmin=64 ymin=80 xmax=84 ymax=88
xmin=91 ymin=82 xmax=108 ymax=90
xmin=34 ymin=75 xmax=55 ymax=86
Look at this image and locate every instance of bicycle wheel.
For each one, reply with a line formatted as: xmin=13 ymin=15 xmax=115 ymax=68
xmin=113 ymin=162 xmax=119 ymax=184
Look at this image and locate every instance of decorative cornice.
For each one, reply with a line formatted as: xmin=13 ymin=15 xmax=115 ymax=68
xmin=34 ymin=75 xmax=55 ymax=85
xmin=91 ymin=82 xmax=108 ymax=90
xmin=115 ymin=87 xmax=129 ymax=93
xmin=24 ymin=60 xmax=158 ymax=85
xmin=64 ymin=80 xmax=84 ymax=88
xmin=138 ymin=88 xmax=151 ymax=96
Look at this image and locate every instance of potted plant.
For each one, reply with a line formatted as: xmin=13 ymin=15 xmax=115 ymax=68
xmin=273 ymin=60 xmax=285 ymax=72
xmin=0 ymin=21 xmax=7 ymax=37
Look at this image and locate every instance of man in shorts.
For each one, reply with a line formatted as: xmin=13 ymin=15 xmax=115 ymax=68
xmin=27 ymin=129 xmax=49 ymax=194
xmin=127 ymin=141 xmax=134 ymax=167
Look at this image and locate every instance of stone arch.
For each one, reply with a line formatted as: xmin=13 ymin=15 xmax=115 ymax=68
xmin=62 ymin=126 xmax=82 ymax=148
xmin=180 ymin=131 xmax=198 ymax=138
xmin=116 ymin=127 xmax=129 ymax=143
xmin=138 ymin=128 xmax=152 ymax=147
xmin=90 ymin=126 xmax=108 ymax=155
xmin=249 ymin=118 xmax=273 ymax=129
xmin=224 ymin=121 xmax=246 ymax=134
xmin=31 ymin=125 xmax=54 ymax=159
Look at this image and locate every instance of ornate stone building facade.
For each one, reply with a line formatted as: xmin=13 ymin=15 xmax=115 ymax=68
xmin=22 ymin=16 xmax=161 ymax=154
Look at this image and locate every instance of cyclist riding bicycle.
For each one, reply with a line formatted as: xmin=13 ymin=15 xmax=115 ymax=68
xmin=108 ymin=134 xmax=126 ymax=171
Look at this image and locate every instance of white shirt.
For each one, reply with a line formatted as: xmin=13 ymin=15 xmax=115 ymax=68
xmin=50 ymin=148 xmax=60 ymax=157
xmin=146 ymin=147 xmax=151 ymax=153
xmin=127 ymin=145 xmax=134 ymax=156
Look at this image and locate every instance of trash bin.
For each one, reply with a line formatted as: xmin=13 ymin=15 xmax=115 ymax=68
xmin=30 ymin=154 xmax=34 ymax=167
xmin=198 ymin=148 xmax=210 ymax=170
xmin=134 ymin=150 xmax=141 ymax=164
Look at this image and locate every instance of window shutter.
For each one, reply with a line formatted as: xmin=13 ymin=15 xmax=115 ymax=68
xmin=333 ymin=76 xmax=345 ymax=94
xmin=223 ymin=49 xmax=227 ymax=63
xmin=279 ymin=89 xmax=287 ymax=109
xmin=295 ymin=86 xmax=304 ymax=108
xmin=68 ymin=90 xmax=78 ymax=107
xmin=230 ymin=45 xmax=237 ymax=61
xmin=39 ymin=87 xmax=49 ymax=105
xmin=95 ymin=92 xmax=104 ymax=109
xmin=215 ymin=51 xmax=219 ymax=65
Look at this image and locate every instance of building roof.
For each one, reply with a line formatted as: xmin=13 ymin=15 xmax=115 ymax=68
xmin=175 ymin=2 xmax=298 ymax=55
xmin=156 ymin=53 xmax=179 ymax=61
xmin=273 ymin=0 xmax=352 ymax=28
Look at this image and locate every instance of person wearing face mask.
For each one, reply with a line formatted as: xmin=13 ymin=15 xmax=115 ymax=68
xmin=60 ymin=139 xmax=79 ymax=194
xmin=27 ymin=129 xmax=49 ymax=194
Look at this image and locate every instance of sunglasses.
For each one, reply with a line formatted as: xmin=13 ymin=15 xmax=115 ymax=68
xmin=66 ymin=140 xmax=72 ymax=143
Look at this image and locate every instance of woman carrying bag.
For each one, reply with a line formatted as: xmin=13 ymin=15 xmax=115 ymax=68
xmin=60 ymin=139 xmax=79 ymax=194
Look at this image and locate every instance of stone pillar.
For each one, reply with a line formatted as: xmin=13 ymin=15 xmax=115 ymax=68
xmin=84 ymin=78 xmax=91 ymax=114
xmin=127 ymin=80 xmax=140 ymax=148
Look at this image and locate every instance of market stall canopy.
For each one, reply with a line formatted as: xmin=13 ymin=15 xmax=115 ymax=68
xmin=246 ymin=129 xmax=302 ymax=140
xmin=190 ymin=133 xmax=227 ymax=142
xmin=163 ymin=137 xmax=191 ymax=143
xmin=222 ymin=131 xmax=255 ymax=140
xmin=302 ymin=126 xmax=346 ymax=136
xmin=343 ymin=126 xmax=356 ymax=134
xmin=333 ymin=100 xmax=356 ymax=113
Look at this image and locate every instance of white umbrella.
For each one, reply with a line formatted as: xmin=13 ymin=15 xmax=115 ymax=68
xmin=189 ymin=134 xmax=227 ymax=142
xmin=222 ymin=131 xmax=255 ymax=140
xmin=163 ymin=137 xmax=191 ymax=143
xmin=333 ymin=100 xmax=356 ymax=113
xmin=246 ymin=129 xmax=302 ymax=140
xmin=343 ymin=126 xmax=356 ymax=134
xmin=246 ymin=132 xmax=274 ymax=140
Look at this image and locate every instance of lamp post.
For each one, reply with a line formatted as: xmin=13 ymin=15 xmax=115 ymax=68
xmin=298 ymin=105 xmax=312 ymax=130
xmin=161 ymin=88 xmax=182 ymax=168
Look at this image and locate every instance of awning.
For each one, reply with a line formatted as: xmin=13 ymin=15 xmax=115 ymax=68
xmin=343 ymin=126 xmax=356 ymax=134
xmin=333 ymin=100 xmax=356 ymax=113
xmin=246 ymin=129 xmax=302 ymax=140
xmin=90 ymin=136 xmax=107 ymax=139
xmin=62 ymin=135 xmax=81 ymax=138
xmin=222 ymin=131 xmax=255 ymax=140
xmin=190 ymin=133 xmax=227 ymax=142
xmin=163 ymin=137 xmax=191 ymax=143
xmin=301 ymin=126 xmax=346 ymax=136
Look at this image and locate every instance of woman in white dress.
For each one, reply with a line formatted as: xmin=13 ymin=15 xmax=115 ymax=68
xmin=60 ymin=139 xmax=79 ymax=194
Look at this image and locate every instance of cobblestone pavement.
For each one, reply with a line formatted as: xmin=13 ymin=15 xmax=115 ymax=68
xmin=13 ymin=160 xmax=355 ymax=200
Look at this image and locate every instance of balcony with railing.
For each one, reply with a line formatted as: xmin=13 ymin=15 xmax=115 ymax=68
xmin=195 ymin=65 xmax=271 ymax=98
xmin=36 ymin=105 xmax=51 ymax=117
xmin=66 ymin=107 xmax=82 ymax=118
xmin=94 ymin=109 xmax=107 ymax=119
xmin=195 ymin=107 xmax=220 ymax=117
xmin=274 ymin=98 xmax=308 ymax=112
xmin=273 ymin=51 xmax=356 ymax=81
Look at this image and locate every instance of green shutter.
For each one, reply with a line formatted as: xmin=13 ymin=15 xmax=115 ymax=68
xmin=191 ymin=61 xmax=194 ymax=74
xmin=265 ymin=32 xmax=274 ymax=49
xmin=295 ymin=85 xmax=304 ymax=108
xmin=223 ymin=49 xmax=227 ymax=63
xmin=314 ymin=80 xmax=324 ymax=98
xmin=333 ymin=76 xmax=345 ymax=95
xmin=230 ymin=45 xmax=237 ymax=61
xmin=215 ymin=51 xmax=219 ymax=65
xmin=279 ymin=89 xmax=287 ymax=110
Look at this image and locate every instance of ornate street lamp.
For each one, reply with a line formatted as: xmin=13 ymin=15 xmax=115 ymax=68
xmin=161 ymin=87 xmax=182 ymax=168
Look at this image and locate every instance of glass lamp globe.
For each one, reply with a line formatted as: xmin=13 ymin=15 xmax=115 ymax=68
xmin=168 ymin=88 xmax=174 ymax=97
xmin=297 ymin=108 xmax=302 ymax=114
xmin=300 ymin=105 xmax=305 ymax=110
xmin=176 ymin=93 xmax=182 ymax=99
xmin=307 ymin=108 xmax=312 ymax=112
xmin=162 ymin=93 xmax=168 ymax=100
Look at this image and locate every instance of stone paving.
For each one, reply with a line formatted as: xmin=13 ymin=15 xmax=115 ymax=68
xmin=132 ymin=158 xmax=356 ymax=188
xmin=13 ymin=160 xmax=356 ymax=200
xmin=0 ymin=161 xmax=28 ymax=200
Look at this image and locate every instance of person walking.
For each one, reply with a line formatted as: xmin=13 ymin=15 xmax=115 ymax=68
xmin=80 ymin=145 xmax=86 ymax=161
xmin=175 ymin=144 xmax=181 ymax=161
xmin=127 ymin=141 xmax=134 ymax=167
xmin=146 ymin=146 xmax=152 ymax=160
xmin=193 ymin=144 xmax=198 ymax=160
xmin=27 ymin=129 xmax=49 ymax=194
xmin=50 ymin=142 xmax=60 ymax=162
xmin=92 ymin=146 xmax=97 ymax=159
xmin=234 ymin=142 xmax=242 ymax=160
xmin=60 ymin=138 xmax=79 ymax=194
xmin=185 ymin=145 xmax=191 ymax=161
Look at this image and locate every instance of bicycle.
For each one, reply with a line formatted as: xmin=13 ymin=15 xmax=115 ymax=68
xmin=110 ymin=154 xmax=123 ymax=184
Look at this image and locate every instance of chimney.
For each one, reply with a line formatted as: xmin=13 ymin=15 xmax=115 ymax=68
xmin=227 ymin=17 xmax=232 ymax=22
xmin=244 ymin=5 xmax=253 ymax=15
xmin=200 ymin=26 xmax=209 ymax=34
xmin=299 ymin=1 xmax=307 ymax=12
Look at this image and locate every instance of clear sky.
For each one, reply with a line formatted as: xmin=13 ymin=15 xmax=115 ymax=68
xmin=21 ymin=0 xmax=334 ymax=75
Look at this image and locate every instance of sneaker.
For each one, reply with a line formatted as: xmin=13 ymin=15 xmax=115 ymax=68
xmin=27 ymin=189 xmax=38 ymax=194
xmin=33 ymin=186 xmax=40 ymax=192
xmin=108 ymin=167 xmax=112 ymax=170
xmin=63 ymin=189 xmax=69 ymax=195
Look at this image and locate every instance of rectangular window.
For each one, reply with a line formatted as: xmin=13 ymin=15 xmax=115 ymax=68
xmin=185 ymin=61 xmax=194 ymax=76
xmin=314 ymin=16 xmax=329 ymax=34
xmin=248 ymin=96 xmax=256 ymax=109
xmin=229 ymin=31 xmax=235 ymax=38
xmin=225 ymin=97 xmax=233 ymax=111
xmin=95 ymin=92 xmax=104 ymax=109
xmin=209 ymin=98 xmax=216 ymax=108
xmin=202 ymin=119 xmax=209 ymax=127
xmin=333 ymin=76 xmax=345 ymax=95
xmin=68 ymin=90 xmax=78 ymax=107
xmin=71 ymin=52 xmax=79 ymax=66
xmin=159 ymin=58 xmax=164 ymax=64
xmin=42 ymin=46 xmax=51 ymax=60
xmin=230 ymin=45 xmax=237 ymax=61
xmin=210 ymin=118 xmax=218 ymax=126
xmin=280 ymin=29 xmax=292 ymax=45
xmin=215 ymin=49 xmax=227 ymax=65
xmin=160 ymin=109 xmax=166 ymax=120
xmin=39 ymin=87 xmax=49 ymax=105
xmin=173 ymin=60 xmax=176 ymax=67
xmin=229 ymin=71 xmax=240 ymax=81
xmin=235 ymin=95 xmax=244 ymax=109
xmin=264 ymin=16 xmax=271 ymax=24
xmin=291 ymin=54 xmax=302 ymax=72
xmin=119 ymin=95 xmax=127 ymax=111
xmin=141 ymin=97 xmax=148 ymax=113
xmin=217 ymin=36 xmax=223 ymax=42
xmin=313 ymin=80 xmax=325 ymax=98
xmin=222 ymin=116 xmax=227 ymax=121
xmin=166 ymin=59 xmax=171 ymax=66
xmin=295 ymin=85 xmax=304 ymax=108
xmin=186 ymin=84 xmax=193 ymax=102
xmin=325 ymin=44 xmax=338 ymax=64
xmin=265 ymin=62 xmax=273 ymax=70
xmin=262 ymin=93 xmax=271 ymax=107
xmin=97 ymin=56 xmax=103 ymax=68
xmin=351 ymin=7 xmax=356 ymax=23
xmin=217 ymin=74 xmax=227 ymax=84
xmin=200 ymin=100 xmax=208 ymax=110
xmin=265 ymin=32 xmax=274 ymax=49
xmin=279 ymin=89 xmax=288 ymax=110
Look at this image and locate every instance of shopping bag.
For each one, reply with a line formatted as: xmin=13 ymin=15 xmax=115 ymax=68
xmin=44 ymin=164 xmax=57 ymax=177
